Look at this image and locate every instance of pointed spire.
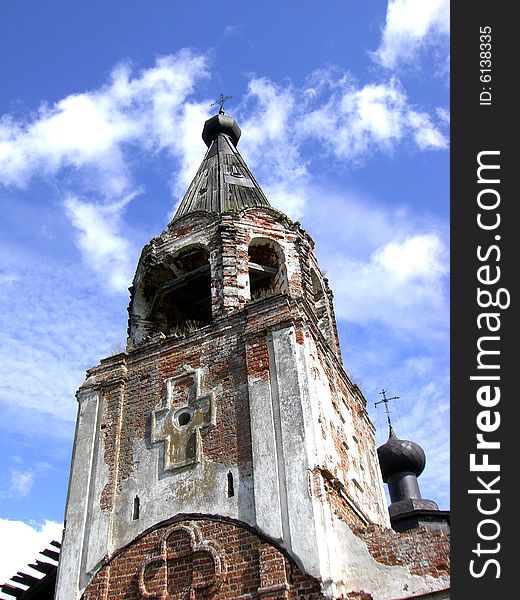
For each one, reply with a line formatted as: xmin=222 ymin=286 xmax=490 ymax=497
xmin=172 ymin=112 xmax=270 ymax=221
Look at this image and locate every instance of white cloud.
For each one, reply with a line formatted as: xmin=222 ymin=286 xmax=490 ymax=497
xmin=236 ymin=74 xmax=446 ymax=220
xmin=300 ymin=187 xmax=448 ymax=337
xmin=374 ymin=234 xmax=447 ymax=281
xmin=372 ymin=0 xmax=450 ymax=70
xmin=64 ymin=194 xmax=137 ymax=293
xmin=0 ymin=258 xmax=127 ymax=425
xmin=298 ymin=76 xmax=447 ymax=161
xmin=8 ymin=470 xmax=35 ymax=498
xmin=0 ymin=50 xmax=210 ymax=292
xmin=0 ymin=51 xmax=209 ymax=193
xmin=328 ymin=233 xmax=448 ymax=332
xmin=0 ymin=519 xmax=62 ymax=597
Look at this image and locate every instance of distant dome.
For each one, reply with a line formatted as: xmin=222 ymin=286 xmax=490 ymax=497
xmin=377 ymin=429 xmax=426 ymax=482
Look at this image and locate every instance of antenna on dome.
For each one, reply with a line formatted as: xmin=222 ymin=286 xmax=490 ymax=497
xmin=375 ymin=388 xmax=400 ymax=435
xmin=210 ymin=93 xmax=233 ymax=114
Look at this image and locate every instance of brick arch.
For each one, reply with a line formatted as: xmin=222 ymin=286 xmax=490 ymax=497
xmin=82 ymin=517 xmax=323 ymax=599
xmin=248 ymin=237 xmax=289 ymax=300
xmin=131 ymin=242 xmax=213 ymax=341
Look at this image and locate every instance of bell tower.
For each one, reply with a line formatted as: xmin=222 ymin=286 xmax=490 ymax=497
xmin=55 ymin=110 xmax=449 ymax=599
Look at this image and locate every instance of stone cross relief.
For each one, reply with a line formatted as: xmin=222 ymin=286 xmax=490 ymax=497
xmin=151 ymin=368 xmax=214 ymax=471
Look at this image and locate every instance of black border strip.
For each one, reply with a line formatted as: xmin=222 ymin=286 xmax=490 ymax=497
xmin=451 ymin=2 xmax=514 ymax=596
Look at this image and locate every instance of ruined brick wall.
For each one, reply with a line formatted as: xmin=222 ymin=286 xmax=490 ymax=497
xmin=353 ymin=524 xmax=450 ymax=580
xmin=79 ymin=292 xmax=320 ymax=557
xmin=128 ymin=207 xmax=342 ymax=359
xmin=100 ymin=292 xmax=307 ymax=502
xmin=83 ymin=518 xmax=323 ymax=600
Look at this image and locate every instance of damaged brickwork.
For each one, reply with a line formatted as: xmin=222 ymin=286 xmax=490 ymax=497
xmin=353 ymin=525 xmax=450 ymax=580
xmin=128 ymin=208 xmax=340 ymax=356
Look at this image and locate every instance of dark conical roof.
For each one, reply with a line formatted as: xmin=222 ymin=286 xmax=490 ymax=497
xmin=172 ymin=112 xmax=270 ymax=221
xmin=377 ymin=428 xmax=426 ymax=482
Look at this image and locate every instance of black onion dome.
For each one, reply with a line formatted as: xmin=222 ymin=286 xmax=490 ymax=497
xmin=202 ymin=112 xmax=241 ymax=147
xmin=377 ymin=429 xmax=426 ymax=482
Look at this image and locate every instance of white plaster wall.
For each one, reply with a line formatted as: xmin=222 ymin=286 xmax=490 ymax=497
xmin=268 ymin=327 xmax=322 ymax=574
xmin=249 ymin=325 xmax=336 ymax=579
xmin=300 ymin=329 xmax=389 ymax=526
xmin=111 ymin=440 xmax=255 ymax=551
xmin=248 ymin=374 xmax=284 ymax=542
xmin=55 ymin=387 xmax=109 ymax=600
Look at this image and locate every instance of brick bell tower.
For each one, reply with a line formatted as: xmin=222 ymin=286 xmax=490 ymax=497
xmin=55 ymin=109 xmax=450 ymax=599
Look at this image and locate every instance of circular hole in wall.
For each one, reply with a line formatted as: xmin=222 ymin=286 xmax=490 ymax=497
xmin=177 ymin=411 xmax=192 ymax=426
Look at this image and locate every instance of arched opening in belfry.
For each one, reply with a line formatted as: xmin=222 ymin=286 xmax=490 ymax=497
xmin=248 ymin=238 xmax=287 ymax=301
xmin=145 ymin=244 xmax=212 ymax=336
xmin=310 ymin=269 xmax=332 ymax=343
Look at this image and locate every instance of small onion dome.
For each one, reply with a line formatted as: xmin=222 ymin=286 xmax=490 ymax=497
xmin=377 ymin=428 xmax=426 ymax=482
xmin=202 ymin=112 xmax=241 ymax=147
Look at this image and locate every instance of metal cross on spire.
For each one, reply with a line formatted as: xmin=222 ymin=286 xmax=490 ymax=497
xmin=210 ymin=94 xmax=233 ymax=114
xmin=374 ymin=388 xmax=400 ymax=435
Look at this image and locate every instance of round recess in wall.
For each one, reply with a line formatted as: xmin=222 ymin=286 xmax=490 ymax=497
xmin=176 ymin=409 xmax=193 ymax=427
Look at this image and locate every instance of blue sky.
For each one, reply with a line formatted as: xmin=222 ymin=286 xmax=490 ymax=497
xmin=0 ymin=0 xmax=449 ymax=590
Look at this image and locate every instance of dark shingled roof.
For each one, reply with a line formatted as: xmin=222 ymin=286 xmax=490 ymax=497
xmin=377 ymin=428 xmax=426 ymax=482
xmin=172 ymin=113 xmax=270 ymax=221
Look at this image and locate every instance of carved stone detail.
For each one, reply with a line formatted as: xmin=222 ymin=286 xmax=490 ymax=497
xmin=151 ymin=369 xmax=214 ymax=470
xmin=138 ymin=522 xmax=226 ymax=599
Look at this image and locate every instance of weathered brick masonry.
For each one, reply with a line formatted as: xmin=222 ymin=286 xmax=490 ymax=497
xmin=84 ymin=518 xmax=323 ymax=600
xmin=354 ymin=525 xmax=450 ymax=580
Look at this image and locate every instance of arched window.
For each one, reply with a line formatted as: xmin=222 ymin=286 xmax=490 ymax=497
xmin=248 ymin=238 xmax=287 ymax=301
xmin=146 ymin=244 xmax=212 ymax=336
